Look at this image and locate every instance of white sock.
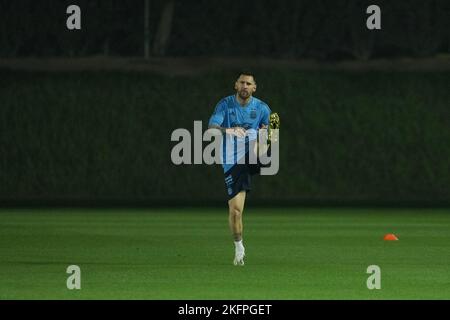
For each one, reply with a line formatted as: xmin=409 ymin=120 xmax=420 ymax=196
xmin=234 ymin=240 xmax=244 ymax=251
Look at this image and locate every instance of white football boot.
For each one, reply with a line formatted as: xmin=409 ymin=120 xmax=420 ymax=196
xmin=233 ymin=247 xmax=245 ymax=266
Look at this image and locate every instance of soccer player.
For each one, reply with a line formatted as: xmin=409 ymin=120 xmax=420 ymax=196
xmin=208 ymin=72 xmax=272 ymax=266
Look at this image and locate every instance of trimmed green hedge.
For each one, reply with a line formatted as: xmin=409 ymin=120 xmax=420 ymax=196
xmin=1 ymin=69 xmax=449 ymax=204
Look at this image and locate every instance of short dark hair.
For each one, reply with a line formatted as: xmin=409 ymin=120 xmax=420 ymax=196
xmin=238 ymin=71 xmax=256 ymax=84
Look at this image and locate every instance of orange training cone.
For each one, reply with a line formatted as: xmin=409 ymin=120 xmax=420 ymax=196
xmin=383 ymin=233 xmax=399 ymax=241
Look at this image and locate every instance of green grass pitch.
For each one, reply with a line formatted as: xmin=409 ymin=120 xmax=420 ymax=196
xmin=0 ymin=207 xmax=449 ymax=299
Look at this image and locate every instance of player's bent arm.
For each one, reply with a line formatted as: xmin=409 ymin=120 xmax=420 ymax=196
xmin=208 ymin=125 xmax=246 ymax=138
xmin=208 ymin=124 xmax=227 ymax=135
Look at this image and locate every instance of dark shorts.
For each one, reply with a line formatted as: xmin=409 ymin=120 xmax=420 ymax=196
xmin=224 ymin=164 xmax=254 ymax=200
xmin=223 ymin=145 xmax=272 ymax=200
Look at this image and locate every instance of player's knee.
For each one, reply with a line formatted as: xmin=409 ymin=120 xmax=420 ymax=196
xmin=229 ymin=206 xmax=242 ymax=218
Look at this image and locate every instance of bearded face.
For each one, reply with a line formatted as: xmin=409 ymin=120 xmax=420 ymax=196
xmin=235 ymin=75 xmax=256 ymax=102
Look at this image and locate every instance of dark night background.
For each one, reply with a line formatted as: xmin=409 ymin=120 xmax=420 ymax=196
xmin=0 ymin=0 xmax=449 ymax=59
xmin=0 ymin=0 xmax=449 ymax=206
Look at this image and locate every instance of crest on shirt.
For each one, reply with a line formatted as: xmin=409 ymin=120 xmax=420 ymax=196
xmin=250 ymin=109 xmax=257 ymax=119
